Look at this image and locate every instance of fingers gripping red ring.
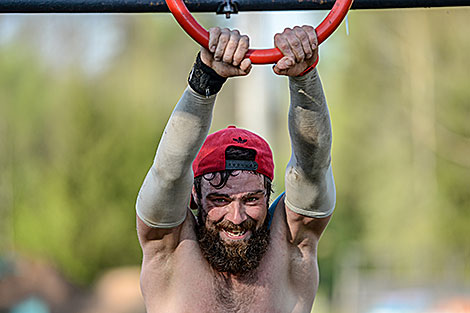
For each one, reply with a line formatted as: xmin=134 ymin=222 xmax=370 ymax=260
xmin=166 ymin=0 xmax=354 ymax=64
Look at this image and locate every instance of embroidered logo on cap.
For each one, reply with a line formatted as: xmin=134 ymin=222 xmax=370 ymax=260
xmin=233 ymin=137 xmax=247 ymax=144
xmin=226 ymin=160 xmax=258 ymax=171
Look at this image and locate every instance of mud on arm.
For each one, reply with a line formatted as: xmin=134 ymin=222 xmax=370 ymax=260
xmin=136 ymin=88 xmax=215 ymax=229
xmin=285 ymin=69 xmax=336 ymax=219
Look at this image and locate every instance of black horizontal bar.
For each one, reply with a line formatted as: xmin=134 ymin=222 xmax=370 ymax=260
xmin=0 ymin=0 xmax=469 ymax=13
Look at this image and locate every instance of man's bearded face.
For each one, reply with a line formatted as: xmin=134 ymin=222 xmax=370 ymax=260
xmin=194 ymin=172 xmax=271 ymax=276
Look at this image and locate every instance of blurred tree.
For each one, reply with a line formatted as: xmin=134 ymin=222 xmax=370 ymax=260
xmin=319 ymin=8 xmax=470 ymax=303
xmin=0 ymin=14 xmax=200 ymax=285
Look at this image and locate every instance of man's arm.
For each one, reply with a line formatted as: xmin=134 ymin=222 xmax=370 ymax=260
xmin=285 ymin=69 xmax=335 ymax=239
xmin=136 ymin=87 xmax=215 ymax=231
xmin=273 ymin=26 xmax=335 ymax=246
xmin=136 ymin=28 xmax=252 ymax=251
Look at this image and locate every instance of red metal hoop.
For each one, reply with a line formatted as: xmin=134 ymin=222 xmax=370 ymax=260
xmin=165 ymin=0 xmax=354 ymax=64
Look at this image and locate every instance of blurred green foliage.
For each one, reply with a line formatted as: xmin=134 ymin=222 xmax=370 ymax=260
xmin=0 ymin=15 xmax=198 ymax=284
xmin=319 ymin=8 xmax=470 ymax=293
xmin=0 ymin=9 xmax=469 ymax=299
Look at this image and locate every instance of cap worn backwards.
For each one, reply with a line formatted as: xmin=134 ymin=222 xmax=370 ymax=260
xmin=192 ymin=126 xmax=274 ymax=180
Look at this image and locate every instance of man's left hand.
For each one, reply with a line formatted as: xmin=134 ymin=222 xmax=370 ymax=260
xmin=273 ymin=25 xmax=319 ymax=77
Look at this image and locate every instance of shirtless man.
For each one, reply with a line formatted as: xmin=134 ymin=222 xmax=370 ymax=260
xmin=136 ymin=25 xmax=335 ymax=313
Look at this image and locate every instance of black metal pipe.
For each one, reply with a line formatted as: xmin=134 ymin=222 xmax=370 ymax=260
xmin=0 ymin=0 xmax=469 ymax=13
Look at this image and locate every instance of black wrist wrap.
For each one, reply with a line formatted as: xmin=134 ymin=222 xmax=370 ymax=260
xmin=188 ymin=53 xmax=227 ymax=97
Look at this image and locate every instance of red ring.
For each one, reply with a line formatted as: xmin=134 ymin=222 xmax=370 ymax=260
xmin=166 ymin=0 xmax=353 ymax=64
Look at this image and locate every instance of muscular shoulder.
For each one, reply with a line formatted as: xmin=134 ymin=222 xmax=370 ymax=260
xmin=263 ymin=202 xmax=321 ymax=306
xmin=271 ymin=194 xmax=331 ymax=251
xmin=139 ymin=221 xmax=214 ymax=312
xmin=268 ymin=194 xmax=331 ymax=273
xmin=137 ymin=209 xmax=198 ymax=260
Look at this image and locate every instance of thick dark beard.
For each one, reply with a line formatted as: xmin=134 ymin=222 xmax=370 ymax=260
xmin=196 ymin=212 xmax=270 ymax=276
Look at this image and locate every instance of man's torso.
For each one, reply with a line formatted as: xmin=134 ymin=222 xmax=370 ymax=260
xmin=140 ymin=200 xmax=319 ymax=313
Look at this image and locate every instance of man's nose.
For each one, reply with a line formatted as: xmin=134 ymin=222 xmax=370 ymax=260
xmin=226 ymin=201 xmax=247 ymax=225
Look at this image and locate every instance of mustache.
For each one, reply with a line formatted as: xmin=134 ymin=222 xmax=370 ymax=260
xmin=214 ymin=218 xmax=256 ymax=233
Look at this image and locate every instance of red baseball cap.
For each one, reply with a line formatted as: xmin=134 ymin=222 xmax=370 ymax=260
xmin=193 ymin=126 xmax=274 ymax=180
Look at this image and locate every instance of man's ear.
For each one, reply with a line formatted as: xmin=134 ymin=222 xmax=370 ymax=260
xmin=190 ymin=186 xmax=199 ymax=211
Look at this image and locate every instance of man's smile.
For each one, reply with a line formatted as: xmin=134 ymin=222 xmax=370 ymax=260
xmin=220 ymin=229 xmax=251 ymax=241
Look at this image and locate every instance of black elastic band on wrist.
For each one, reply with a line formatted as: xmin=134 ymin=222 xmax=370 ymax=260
xmin=188 ymin=52 xmax=227 ymax=97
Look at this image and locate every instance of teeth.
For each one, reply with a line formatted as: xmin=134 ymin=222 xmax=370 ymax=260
xmin=226 ymin=230 xmax=246 ymax=236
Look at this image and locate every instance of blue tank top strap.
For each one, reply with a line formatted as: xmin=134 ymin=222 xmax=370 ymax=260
xmin=267 ymin=191 xmax=285 ymax=229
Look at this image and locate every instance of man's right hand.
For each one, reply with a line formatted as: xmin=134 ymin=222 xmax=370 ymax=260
xmin=200 ymin=27 xmax=252 ymax=78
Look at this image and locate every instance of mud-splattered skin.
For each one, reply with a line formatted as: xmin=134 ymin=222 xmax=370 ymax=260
xmin=138 ymin=174 xmax=330 ymax=313
xmin=136 ymin=26 xmax=335 ymax=313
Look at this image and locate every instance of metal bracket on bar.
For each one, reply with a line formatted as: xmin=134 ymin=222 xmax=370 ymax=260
xmin=216 ymin=0 xmax=238 ymax=18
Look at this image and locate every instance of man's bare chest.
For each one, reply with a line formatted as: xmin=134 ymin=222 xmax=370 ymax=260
xmin=142 ymin=244 xmax=316 ymax=313
xmin=166 ymin=263 xmax=294 ymax=313
xmin=141 ymin=209 xmax=319 ymax=313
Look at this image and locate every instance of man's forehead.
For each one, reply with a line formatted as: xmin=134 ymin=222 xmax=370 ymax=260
xmin=200 ymin=171 xmax=265 ymax=195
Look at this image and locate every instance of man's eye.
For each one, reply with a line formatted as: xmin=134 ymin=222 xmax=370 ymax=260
xmin=213 ymin=198 xmax=228 ymax=204
xmin=245 ymin=197 xmax=260 ymax=203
